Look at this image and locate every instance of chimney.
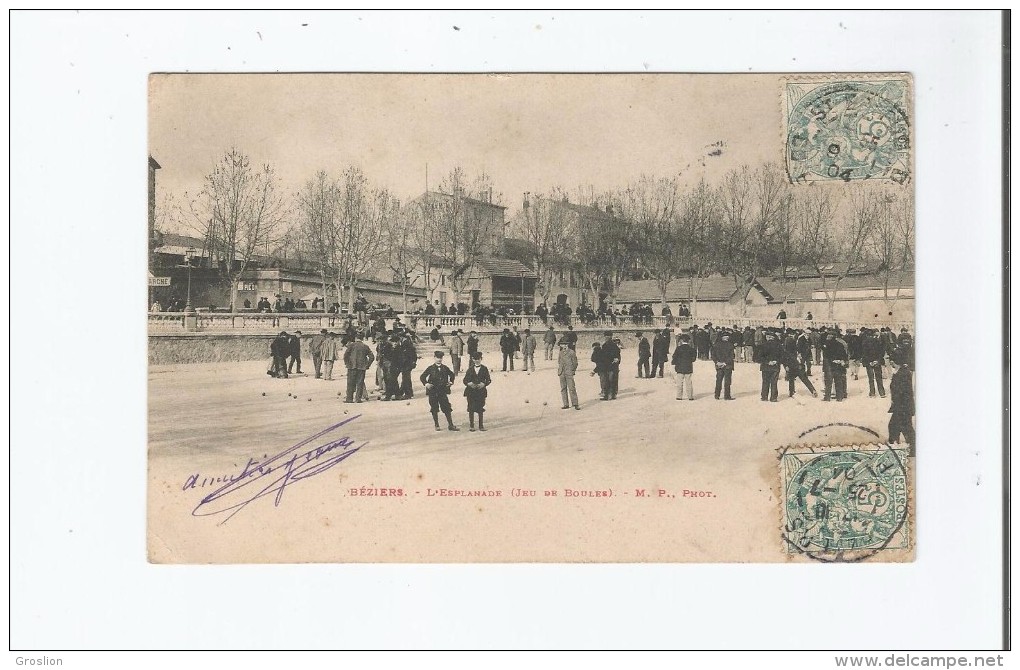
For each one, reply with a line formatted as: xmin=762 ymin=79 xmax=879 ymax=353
xmin=523 ymin=192 xmax=530 ymax=209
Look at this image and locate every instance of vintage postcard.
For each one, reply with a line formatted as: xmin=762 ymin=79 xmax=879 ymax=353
xmin=147 ymin=73 xmax=915 ymax=563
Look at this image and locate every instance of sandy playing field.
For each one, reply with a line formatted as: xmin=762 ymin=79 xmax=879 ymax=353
xmin=148 ymin=344 xmax=898 ymax=563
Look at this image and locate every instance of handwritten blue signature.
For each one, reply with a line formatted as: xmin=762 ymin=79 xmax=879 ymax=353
xmin=190 ymin=415 xmax=366 ymax=524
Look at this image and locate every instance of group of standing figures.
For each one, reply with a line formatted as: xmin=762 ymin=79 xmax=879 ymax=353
xmin=266 ymin=321 xmax=915 ymax=447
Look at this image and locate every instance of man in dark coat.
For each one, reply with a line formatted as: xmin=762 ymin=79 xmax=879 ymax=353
xmin=420 ymin=351 xmax=459 ymax=431
xmin=399 ymin=335 xmax=418 ymax=399
xmin=462 ymin=352 xmax=492 ymax=431
xmin=694 ymin=325 xmax=711 ymax=360
xmin=597 ymin=331 xmax=621 ymax=400
xmin=783 ymin=336 xmax=817 ymax=398
xmin=636 ymin=331 xmax=651 ymax=378
xmin=651 ymin=328 xmax=670 ymax=378
xmin=671 ymin=333 xmax=697 ymax=400
xmin=888 ymin=350 xmax=915 ymax=447
xmin=379 ymin=335 xmax=401 ymax=401
xmin=269 ymin=331 xmax=290 ymax=378
xmin=742 ymin=326 xmax=756 ymax=364
xmin=845 ymin=328 xmax=863 ymax=381
xmin=862 ymin=328 xmax=887 ymax=398
xmin=796 ymin=329 xmax=813 ymax=377
xmin=809 ymin=327 xmax=822 ymax=365
xmin=286 ymin=330 xmax=303 ymax=374
xmin=823 ymin=327 xmax=850 ymax=401
xmin=711 ymin=331 xmax=736 ymax=400
xmin=343 ymin=331 xmax=375 ymax=403
xmin=759 ymin=330 xmax=783 ymax=402
xmin=499 ymin=328 xmax=517 ymax=372
xmin=466 ymin=330 xmax=480 ymax=359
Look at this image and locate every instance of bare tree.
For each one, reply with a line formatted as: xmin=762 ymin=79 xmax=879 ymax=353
xmin=676 ymin=179 xmax=721 ymax=317
xmin=414 ymin=168 xmax=499 ymax=305
xmin=408 ymin=196 xmax=447 ymax=304
xmin=514 ymin=189 xmax=574 ymax=307
xmin=335 ymin=167 xmax=389 ymax=312
xmin=716 ymin=166 xmax=756 ymax=312
xmin=819 ymin=183 xmax=880 ymax=318
xmin=383 ymin=201 xmax=417 ymax=313
xmin=189 ymin=148 xmax=287 ymax=312
xmin=868 ymin=191 xmax=915 ymax=312
xmin=623 ymin=175 xmax=683 ymax=309
xmin=296 ymin=170 xmax=340 ymax=311
xmin=573 ymin=207 xmax=619 ymax=309
xmin=748 ymin=162 xmax=792 ymax=276
xmin=792 ymin=186 xmax=840 ymax=308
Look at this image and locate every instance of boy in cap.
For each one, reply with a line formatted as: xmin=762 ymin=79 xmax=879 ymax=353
xmin=420 ymin=351 xmax=459 ymax=431
xmin=463 ymin=351 xmax=492 ymax=431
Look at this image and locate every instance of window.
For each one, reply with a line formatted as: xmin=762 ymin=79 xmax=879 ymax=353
xmin=281 ymin=281 xmax=293 ymax=293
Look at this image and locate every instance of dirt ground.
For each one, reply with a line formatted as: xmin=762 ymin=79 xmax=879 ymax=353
xmin=148 ymin=343 xmax=901 ymax=563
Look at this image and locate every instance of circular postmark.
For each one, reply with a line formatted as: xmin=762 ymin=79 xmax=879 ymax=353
xmin=780 ymin=441 xmax=910 ymax=563
xmin=786 ymin=80 xmax=911 ymax=184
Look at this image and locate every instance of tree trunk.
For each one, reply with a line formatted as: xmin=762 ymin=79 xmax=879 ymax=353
xmin=229 ymin=275 xmax=239 ymax=314
xmin=320 ymin=271 xmax=328 ymax=313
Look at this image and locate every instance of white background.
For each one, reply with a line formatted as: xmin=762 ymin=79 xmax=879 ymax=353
xmin=8 ymin=10 xmax=1006 ymax=654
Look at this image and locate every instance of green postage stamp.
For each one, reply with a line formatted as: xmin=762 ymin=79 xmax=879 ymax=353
xmin=784 ymin=76 xmax=912 ymax=185
xmin=780 ymin=442 xmax=913 ymax=563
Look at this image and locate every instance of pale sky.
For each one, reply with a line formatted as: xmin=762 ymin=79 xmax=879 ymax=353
xmin=149 ymin=73 xmax=783 ymax=225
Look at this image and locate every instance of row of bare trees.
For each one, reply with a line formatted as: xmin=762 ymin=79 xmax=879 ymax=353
xmin=173 ymin=148 xmax=506 ymax=313
xmin=510 ymin=163 xmax=914 ymax=318
xmin=170 ymin=149 xmax=912 ymax=318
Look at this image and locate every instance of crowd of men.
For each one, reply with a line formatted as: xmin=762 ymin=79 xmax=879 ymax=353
xmin=265 ymin=320 xmax=915 ymax=446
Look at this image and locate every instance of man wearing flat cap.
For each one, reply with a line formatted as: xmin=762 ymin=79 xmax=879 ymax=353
xmin=420 ymin=350 xmax=459 ymax=431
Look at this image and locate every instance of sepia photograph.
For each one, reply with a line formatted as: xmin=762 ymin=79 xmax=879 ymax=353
xmin=148 ymin=73 xmax=916 ymax=563
xmin=12 ymin=9 xmax=1006 ymax=654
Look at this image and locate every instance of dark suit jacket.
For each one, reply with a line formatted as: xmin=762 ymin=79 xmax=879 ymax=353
xmin=462 ymin=364 xmax=492 ymax=398
xmin=420 ymin=363 xmax=455 ymax=395
xmin=671 ymin=343 xmax=697 ymax=374
xmin=889 ymin=367 xmax=914 ymax=416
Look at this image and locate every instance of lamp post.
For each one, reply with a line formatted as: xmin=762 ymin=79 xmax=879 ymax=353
xmin=183 ymin=247 xmax=196 ymax=315
xmin=520 ymin=270 xmax=526 ymax=316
